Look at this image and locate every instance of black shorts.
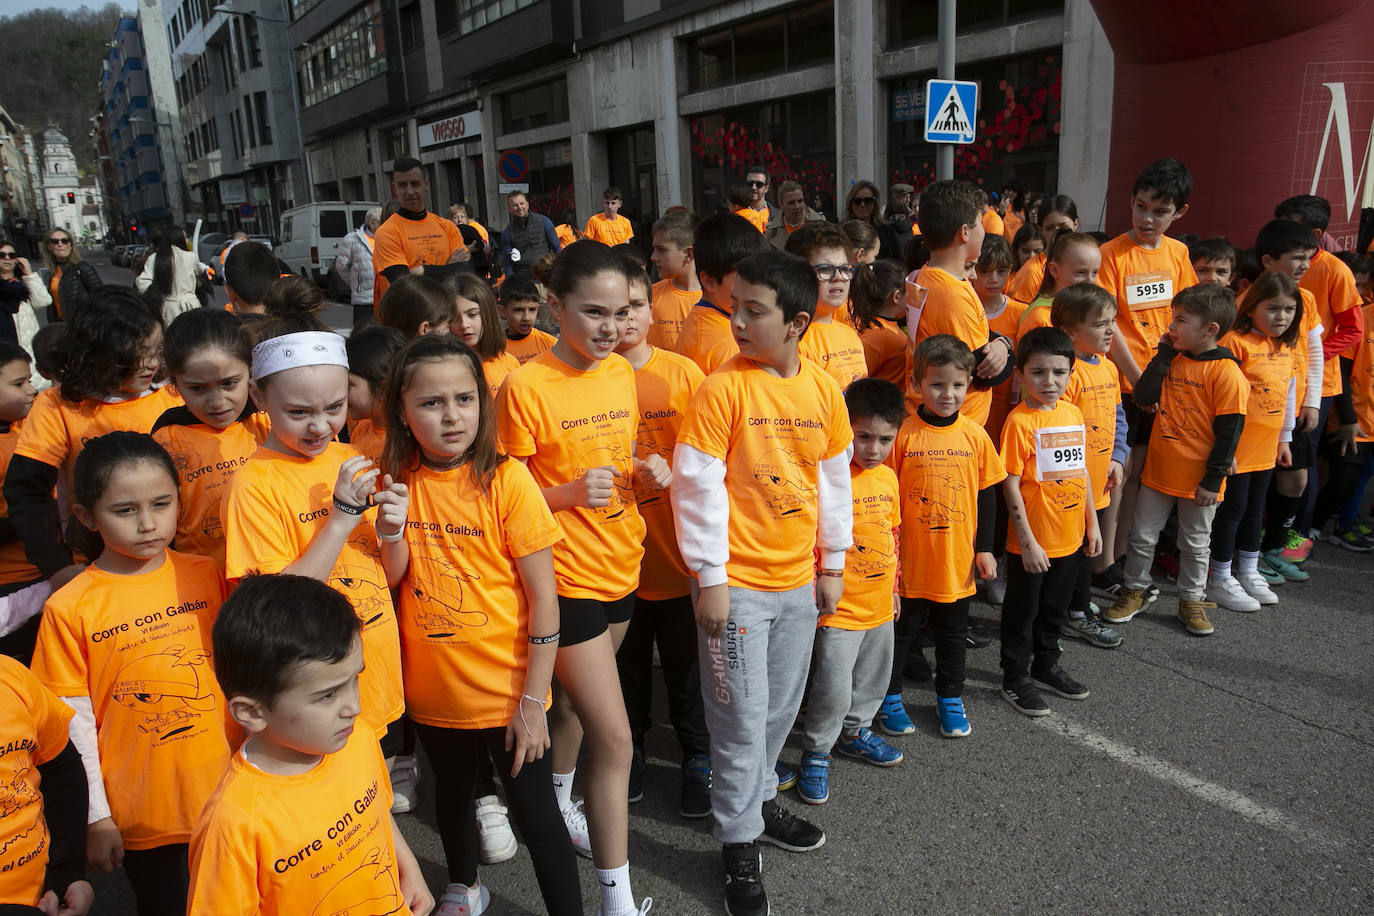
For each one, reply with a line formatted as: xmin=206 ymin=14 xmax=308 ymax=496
xmin=559 ymin=592 xmax=636 ymax=647
xmin=1286 ymin=427 xmax=1315 ymax=470
xmin=379 ymin=715 xmax=405 ymax=758
xmin=1121 ymin=392 xmax=1155 ymax=447
xmin=1322 ymin=435 xmax=1371 ymax=466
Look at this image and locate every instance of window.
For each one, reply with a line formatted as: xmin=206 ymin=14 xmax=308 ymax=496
xmin=221 ymin=44 xmax=236 ymax=89
xmin=435 ymin=0 xmax=458 ymax=34
xmin=400 ymin=1 xmax=422 ymax=52
xmin=383 ymin=125 xmax=407 ymax=160
xmin=254 ymin=91 xmax=271 ymax=145
xmin=499 ymin=76 xmax=569 ymax=134
xmin=456 ymin=0 xmax=537 ymax=36
xmin=503 ymin=139 xmax=574 ymax=218
xmin=295 ymin=0 xmax=387 ymax=109
xmin=243 ymin=96 xmax=257 ymax=147
xmin=320 ymin=209 xmax=349 ymax=238
xmin=887 ymin=0 xmax=1063 ymax=48
xmin=232 ymin=19 xmax=246 ymax=73
xmin=686 ymin=2 xmax=833 ymax=92
xmin=244 ymin=16 xmax=262 ymax=68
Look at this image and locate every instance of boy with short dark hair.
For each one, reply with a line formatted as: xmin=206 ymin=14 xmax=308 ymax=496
xmin=649 ymin=209 xmax=702 ymax=352
xmin=584 ymin=187 xmax=634 ymax=247
xmin=1104 ymin=286 xmax=1248 ymax=637
xmin=672 ymin=250 xmax=853 ymax=916
xmin=189 ymin=574 xmax=433 ymax=916
xmin=499 ymin=276 xmax=557 ymax=365
xmin=999 ymin=327 xmax=1102 ymax=715
xmin=223 ymin=241 xmax=280 ymax=316
xmin=677 ymin=212 xmax=768 ymax=375
xmin=1189 ymin=237 xmax=1238 ymax=288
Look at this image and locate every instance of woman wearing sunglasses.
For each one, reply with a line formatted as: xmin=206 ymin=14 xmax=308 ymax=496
xmin=0 ymin=242 xmax=49 ymax=375
xmin=843 ymin=180 xmax=883 ymax=227
xmin=40 ymin=229 xmax=101 ymax=322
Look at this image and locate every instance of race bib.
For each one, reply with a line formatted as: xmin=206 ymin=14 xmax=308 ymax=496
xmin=1124 ymin=271 xmax=1173 ymax=307
xmin=510 ymin=248 xmax=521 ymax=262
xmin=1034 ymin=425 xmax=1087 ymax=482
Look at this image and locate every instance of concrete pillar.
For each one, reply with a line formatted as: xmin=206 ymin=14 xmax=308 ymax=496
xmin=835 ymin=0 xmax=881 ymax=201
xmin=1059 ymin=0 xmax=1114 ymax=230
xmin=657 ymin=34 xmax=687 ymax=208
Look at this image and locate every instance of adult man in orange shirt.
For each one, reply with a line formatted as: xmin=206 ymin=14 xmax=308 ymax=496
xmin=373 ymin=157 xmax=471 ymax=306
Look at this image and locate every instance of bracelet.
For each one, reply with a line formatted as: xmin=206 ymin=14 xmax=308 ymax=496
xmin=377 ymin=527 xmax=405 ymax=543
xmin=818 ymin=570 xmax=844 ymax=578
xmin=521 ymin=694 xmax=546 ymax=705
xmin=528 ymin=631 xmax=560 ymax=644
xmin=518 ymin=693 xmax=547 ymax=738
xmin=332 ymin=495 xmax=367 ymax=516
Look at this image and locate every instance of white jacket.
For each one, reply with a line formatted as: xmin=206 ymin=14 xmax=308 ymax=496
xmin=136 ymin=246 xmax=204 ymax=324
xmin=334 ymin=228 xmax=376 ymax=305
xmin=17 ymin=274 xmax=47 ymax=389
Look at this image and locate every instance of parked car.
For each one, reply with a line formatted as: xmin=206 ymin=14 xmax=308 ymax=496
xmin=276 ymin=201 xmax=379 ymax=286
xmin=196 ymin=232 xmax=231 ymax=265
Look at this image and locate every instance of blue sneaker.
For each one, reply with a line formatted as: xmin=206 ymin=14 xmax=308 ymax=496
xmin=774 ymin=760 xmax=798 ymax=792
xmin=876 ymin=693 xmax=915 ymax=736
xmin=936 ymin=696 xmax=972 ymax=738
xmin=796 ymin=753 xmax=829 ymax=804
xmin=833 ymin=727 xmax=903 ymax=767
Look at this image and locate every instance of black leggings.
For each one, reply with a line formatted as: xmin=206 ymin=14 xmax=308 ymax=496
xmin=1211 ymin=468 xmax=1275 ymax=560
xmin=122 ymin=843 xmax=189 ymax=916
xmin=616 ymin=594 xmax=709 ymax=757
xmin=413 ymin=723 xmax=581 ymax=914
xmin=890 ymin=597 xmax=969 ymax=699
xmin=1313 ymin=445 xmax=1372 ymax=529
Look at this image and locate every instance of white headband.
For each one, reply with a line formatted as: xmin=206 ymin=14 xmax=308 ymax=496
xmin=251 ymin=331 xmax=349 ymax=382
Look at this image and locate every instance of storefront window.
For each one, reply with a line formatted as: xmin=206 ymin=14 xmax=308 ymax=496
xmin=687 ymin=2 xmax=834 ymax=92
xmin=504 ymin=139 xmax=574 ymax=220
xmin=500 ymin=77 xmax=570 ymax=134
xmin=887 ymin=0 xmax=1064 ymax=48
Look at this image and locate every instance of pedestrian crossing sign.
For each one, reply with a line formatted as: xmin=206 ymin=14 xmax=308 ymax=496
xmin=924 ymin=79 xmax=978 ymax=144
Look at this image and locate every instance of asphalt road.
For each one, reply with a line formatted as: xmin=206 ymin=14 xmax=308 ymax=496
xmin=77 ymin=250 xmax=1374 ymax=914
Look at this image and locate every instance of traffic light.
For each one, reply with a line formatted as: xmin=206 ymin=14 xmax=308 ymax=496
xmin=66 ymin=192 xmax=75 ymax=204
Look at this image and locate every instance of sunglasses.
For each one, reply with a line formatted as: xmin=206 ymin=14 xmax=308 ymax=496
xmin=0 ymin=252 xmax=15 ymax=258
xmin=852 ymin=197 xmax=876 ymax=205
xmin=48 ymin=238 xmax=71 ymax=245
xmin=746 ymin=180 xmax=767 ymax=188
xmin=812 ymin=263 xmax=856 ymax=281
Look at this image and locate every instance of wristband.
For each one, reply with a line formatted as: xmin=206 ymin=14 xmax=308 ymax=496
xmin=332 ymin=496 xmax=367 ymax=516
xmin=377 ymin=527 xmax=405 ymax=543
xmin=528 ymin=631 xmax=560 ymax=644
xmin=818 ymin=570 xmax=844 ymax=578
xmin=521 ymin=694 xmax=547 ymax=705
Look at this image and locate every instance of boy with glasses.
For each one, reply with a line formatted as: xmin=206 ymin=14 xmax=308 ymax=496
xmin=785 ymin=224 xmax=868 ymax=389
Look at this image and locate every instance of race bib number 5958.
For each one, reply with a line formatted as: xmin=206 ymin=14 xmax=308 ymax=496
xmin=1124 ymin=271 xmax=1173 ymax=307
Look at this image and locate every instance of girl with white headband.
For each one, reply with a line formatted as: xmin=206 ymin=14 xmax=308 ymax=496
xmin=223 ymin=314 xmax=410 ymax=768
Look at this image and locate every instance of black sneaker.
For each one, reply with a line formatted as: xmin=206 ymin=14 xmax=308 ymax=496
xmin=680 ymin=754 xmax=712 ymax=819
xmin=760 ymin=798 xmax=825 ymax=852
xmin=903 ymin=650 xmax=932 ymax=682
xmin=722 ymin=842 xmax=768 ymax=916
xmin=1002 ymin=678 xmax=1051 ymax=717
xmin=1093 ymin=562 xmax=1160 ymax=603
xmin=628 ymin=743 xmax=644 ymax=804
xmin=1033 ymin=664 xmax=1090 ymax=700
xmin=965 ymin=625 xmax=993 ymax=649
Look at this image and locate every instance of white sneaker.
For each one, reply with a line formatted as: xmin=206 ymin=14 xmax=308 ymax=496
xmin=437 ymin=881 xmax=490 ymax=916
xmin=597 ymin=898 xmax=654 ymax=916
xmin=561 ymin=798 xmax=594 ymax=859
xmin=1235 ymin=572 xmax=1278 ymax=606
xmin=388 ymin=755 xmax=419 ymax=814
xmin=475 ymin=794 xmax=517 ymax=864
xmin=1206 ymin=574 xmax=1261 ymax=612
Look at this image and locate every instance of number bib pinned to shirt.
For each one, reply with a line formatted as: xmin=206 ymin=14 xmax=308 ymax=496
xmin=1035 ymin=425 xmax=1087 ymax=482
xmin=1124 ymin=271 xmax=1173 ymax=308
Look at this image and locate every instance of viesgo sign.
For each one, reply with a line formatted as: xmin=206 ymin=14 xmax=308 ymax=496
xmin=419 ymin=111 xmax=481 ymax=149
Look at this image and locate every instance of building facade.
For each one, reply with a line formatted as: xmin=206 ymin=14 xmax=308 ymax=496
xmin=39 ymin=128 xmax=108 ymax=242
xmin=0 ymin=105 xmax=39 ymax=248
xmin=285 ymin=0 xmax=1112 ymax=241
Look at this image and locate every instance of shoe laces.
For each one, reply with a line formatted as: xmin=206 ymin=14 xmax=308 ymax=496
xmin=725 ymin=852 xmax=762 ymax=886
xmin=562 ymin=798 xmax=588 ymax=832
xmin=1283 ymin=530 xmax=1308 ymax=549
xmin=764 ymin=799 xmax=800 ymax=828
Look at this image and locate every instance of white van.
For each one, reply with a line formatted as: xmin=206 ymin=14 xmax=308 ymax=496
xmin=276 ymin=201 xmax=380 ymax=285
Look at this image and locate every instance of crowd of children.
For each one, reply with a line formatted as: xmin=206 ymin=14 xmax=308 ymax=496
xmin=0 ymin=157 xmax=1371 ymax=916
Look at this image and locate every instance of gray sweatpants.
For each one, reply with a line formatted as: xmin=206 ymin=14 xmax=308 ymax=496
xmin=803 ymin=621 xmax=894 ymax=754
xmin=696 ymin=583 xmax=818 ymax=845
xmin=1123 ymin=484 xmax=1219 ymax=602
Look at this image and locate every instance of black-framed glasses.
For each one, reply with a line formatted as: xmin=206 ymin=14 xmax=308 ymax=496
xmin=48 ymin=237 xmax=71 ymax=245
xmin=852 ymin=197 xmax=877 ymax=205
xmin=0 ymin=251 xmax=15 ymax=258
xmin=813 ymin=263 xmax=856 ymax=281
xmin=746 ymin=180 xmax=767 ymax=188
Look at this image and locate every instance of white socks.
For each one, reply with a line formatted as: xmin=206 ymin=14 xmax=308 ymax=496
xmin=596 ymin=861 xmax=634 ymax=915
xmin=552 ymin=769 xmax=575 ymax=809
xmin=1209 ymin=559 xmax=1232 ymax=581
xmin=1236 ymin=549 xmax=1260 ymax=577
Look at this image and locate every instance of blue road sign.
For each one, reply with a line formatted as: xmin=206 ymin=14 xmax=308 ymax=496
xmin=924 ymin=79 xmax=978 ymax=144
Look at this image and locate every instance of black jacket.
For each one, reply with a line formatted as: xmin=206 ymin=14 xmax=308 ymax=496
xmin=53 ymin=260 xmax=101 ymax=320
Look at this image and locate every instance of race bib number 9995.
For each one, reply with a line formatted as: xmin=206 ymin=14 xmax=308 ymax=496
xmin=1034 ymin=426 xmax=1087 ymax=482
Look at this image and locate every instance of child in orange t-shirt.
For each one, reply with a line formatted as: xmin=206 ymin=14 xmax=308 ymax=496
xmin=31 ymin=432 xmax=231 ymax=914
xmin=1020 ymin=231 xmax=1101 ymax=335
xmin=188 ymin=575 xmax=432 ymax=916
xmin=379 ymin=335 xmax=579 ymax=915
xmin=1206 ymin=275 xmax=1301 ymax=612
xmin=4 ymin=287 xmax=181 ymax=598
xmin=677 ymin=212 xmax=768 ymax=375
xmin=379 ymin=274 xmax=457 ymax=338
xmin=612 ymin=258 xmax=712 ymax=816
xmin=1007 ymin=223 xmax=1044 ymax=292
xmin=1052 ymin=285 xmax=1128 ymax=648
xmin=786 ymin=223 xmax=868 ymax=389
xmin=1000 ymin=328 xmax=1102 ymax=715
xmin=499 ymin=275 xmax=558 ymax=365
xmin=0 ymin=654 xmax=90 ymax=914
xmin=972 ymin=236 xmax=1028 ymax=449
xmin=1189 ymin=237 xmax=1237 ymax=288
xmin=447 ymin=273 xmax=520 ymax=397
xmin=224 ymin=324 xmax=409 ymax=782
xmin=344 ymin=323 xmax=406 ymax=461
xmin=907 ymin=180 xmax=1015 ymax=425
xmin=584 ymin=187 xmax=635 ymax=247
xmin=0 ymin=343 xmax=45 ymax=662
xmin=849 ymin=259 xmax=909 ymax=392
xmin=153 ymin=310 xmax=272 ymax=570
xmin=648 ymin=209 xmax=703 ymax=352
xmin=496 ymin=240 xmax=661 ymax=916
xmin=1104 ymin=285 xmax=1248 ymax=637
xmin=794 ymin=379 xmax=905 ymax=803
xmin=1005 ymin=195 xmax=1078 ymax=303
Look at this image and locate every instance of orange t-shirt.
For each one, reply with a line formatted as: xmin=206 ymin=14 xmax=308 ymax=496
xmin=1000 ymin=401 xmax=1090 ymax=558
xmin=224 ymin=442 xmax=404 ymax=735
xmin=647 ymin=279 xmax=700 ymax=352
xmin=1142 ymin=352 xmax=1249 ymax=499
xmin=372 ymin=211 xmax=465 ymax=305
xmin=398 ymin=459 xmax=561 ymax=728
xmin=482 ymin=351 xmax=520 ymax=399
xmin=1220 ymin=330 xmax=1295 ymax=473
xmin=1300 ymin=248 xmax=1364 ymax=397
xmin=31 ymin=550 xmax=230 ymax=850
xmin=497 ymin=351 xmax=646 ymax=601
xmin=1018 ymin=294 xmax=1055 ymax=335
xmin=1062 ymin=355 xmax=1121 ymax=510
xmin=1350 ymin=303 xmax=1374 ymax=442
xmin=0 ymin=655 xmax=74 ymax=907
xmin=893 ymin=411 xmax=1006 ymax=601
xmin=981 ymin=209 xmax=1004 ymax=238
xmin=675 ymin=355 xmax=852 ymax=591
xmin=631 ymin=348 xmax=704 ymax=601
xmin=187 ymin=723 xmax=408 ymax=916
xmin=828 ymin=463 xmax=900 ymax=630
xmin=907 ymin=265 xmax=993 ymax=423
xmin=858 ymin=317 xmax=909 ymax=392
xmin=153 ymin=412 xmax=272 ymax=569
xmin=466 ymin=219 xmax=490 ymax=245
xmin=983 ymin=297 xmax=1028 ymax=446
xmin=555 ymin=224 xmax=577 ymax=248
xmin=678 ymin=303 xmax=738 ymax=375
xmin=345 ymin=418 xmax=386 ymax=462
xmin=505 ymin=328 xmax=557 ymax=366
xmin=1002 ymin=211 xmax=1024 ymax=243
xmin=799 ymin=319 xmax=867 ymax=390
xmin=583 ymin=213 xmax=634 ymax=246
xmin=1006 ymin=253 xmax=1046 ymax=302
xmin=0 ymin=422 xmax=42 ymax=587
xmin=734 ymin=207 xmax=768 ymax=234
xmin=1097 ymin=234 xmax=1198 ymax=391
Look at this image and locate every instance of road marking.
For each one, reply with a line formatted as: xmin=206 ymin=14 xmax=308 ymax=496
xmin=1040 ymin=714 xmax=1347 ymax=854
